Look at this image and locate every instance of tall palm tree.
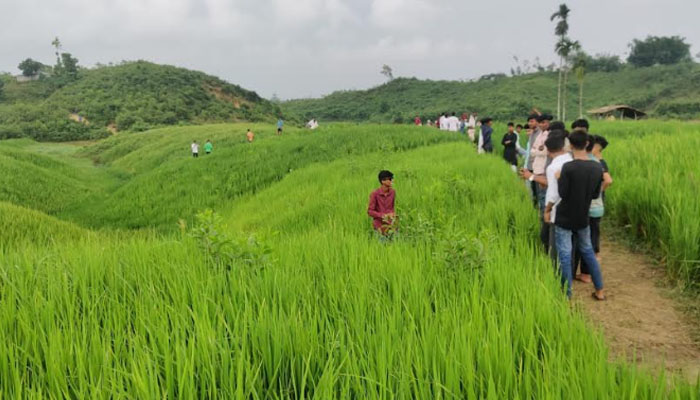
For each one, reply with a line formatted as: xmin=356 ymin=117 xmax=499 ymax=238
xmin=558 ymin=39 xmax=580 ymax=122
xmin=551 ymin=4 xmax=571 ymax=120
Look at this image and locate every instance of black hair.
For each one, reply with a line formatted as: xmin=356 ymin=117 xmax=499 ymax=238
xmin=527 ymin=114 xmax=539 ymax=121
xmin=549 ymin=121 xmax=566 ymax=131
xmin=585 ymin=134 xmax=595 ymax=152
xmin=571 ymin=119 xmax=590 ymax=131
xmin=516 ymin=124 xmax=523 ymax=129
xmin=545 ymin=130 xmax=566 ymax=152
xmin=507 ymin=122 xmax=514 ymax=127
xmin=378 ymin=170 xmax=394 ymax=183
xmin=569 ymin=130 xmax=589 ymax=150
xmin=594 ymin=135 xmax=609 ymax=150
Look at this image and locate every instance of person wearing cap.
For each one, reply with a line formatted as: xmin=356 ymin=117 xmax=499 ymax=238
xmin=368 ymin=170 xmax=397 ymax=235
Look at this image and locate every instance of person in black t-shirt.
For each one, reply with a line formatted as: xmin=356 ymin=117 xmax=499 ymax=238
xmin=553 ymin=130 xmax=606 ymax=300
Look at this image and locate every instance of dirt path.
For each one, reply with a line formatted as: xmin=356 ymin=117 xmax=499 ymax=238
xmin=572 ymin=237 xmax=700 ymax=381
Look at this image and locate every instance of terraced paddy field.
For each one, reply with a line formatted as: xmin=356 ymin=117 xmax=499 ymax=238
xmin=0 ymin=122 xmax=698 ymax=398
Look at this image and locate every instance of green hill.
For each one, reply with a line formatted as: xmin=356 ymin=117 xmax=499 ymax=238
xmin=282 ymin=63 xmax=700 ymax=122
xmin=0 ymin=61 xmax=281 ymax=141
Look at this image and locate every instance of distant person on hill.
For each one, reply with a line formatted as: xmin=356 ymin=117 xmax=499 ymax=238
xmin=501 ymin=122 xmax=518 ymax=171
xmin=574 ymin=134 xmax=612 ymax=284
xmin=204 ymin=139 xmax=213 ymax=155
xmin=191 ymin=140 xmax=199 ymax=158
xmin=549 ymin=130 xmax=605 ymax=300
xmin=414 ymin=115 xmax=422 ymax=126
xmin=478 ymin=118 xmax=494 ymax=154
xmin=277 ymin=118 xmax=284 ymax=135
xmin=246 ymin=129 xmax=254 ymax=143
xmin=367 ymin=170 xmax=396 ymax=235
xmin=426 ymin=119 xmax=433 ymax=127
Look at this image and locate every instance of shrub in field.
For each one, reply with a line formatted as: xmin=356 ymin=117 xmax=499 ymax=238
xmin=190 ymin=209 xmax=272 ymax=269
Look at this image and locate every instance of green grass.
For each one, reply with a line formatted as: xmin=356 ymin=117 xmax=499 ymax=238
xmin=0 ymin=122 xmax=697 ymax=397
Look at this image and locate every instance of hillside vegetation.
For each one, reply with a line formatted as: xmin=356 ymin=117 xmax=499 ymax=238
xmin=0 ymin=123 xmax=697 ymax=397
xmin=283 ymin=63 xmax=700 ymax=122
xmin=0 ymin=61 xmax=281 ymax=141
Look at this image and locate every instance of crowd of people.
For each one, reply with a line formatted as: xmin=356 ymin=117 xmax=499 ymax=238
xmin=371 ymin=113 xmax=612 ymax=300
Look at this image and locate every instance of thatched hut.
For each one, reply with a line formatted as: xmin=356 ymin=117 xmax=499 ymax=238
xmin=587 ymin=105 xmax=646 ymax=120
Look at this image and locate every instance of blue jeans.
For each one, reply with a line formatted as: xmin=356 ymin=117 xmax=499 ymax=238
xmin=554 ymin=225 xmax=604 ymax=297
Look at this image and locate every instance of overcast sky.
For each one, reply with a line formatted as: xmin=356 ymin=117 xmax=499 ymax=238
xmin=1 ymin=0 xmax=698 ymax=99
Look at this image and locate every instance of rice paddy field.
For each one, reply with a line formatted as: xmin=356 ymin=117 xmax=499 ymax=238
xmin=0 ymin=122 xmax=698 ymax=398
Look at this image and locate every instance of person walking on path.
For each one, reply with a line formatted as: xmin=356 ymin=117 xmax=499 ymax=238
xmin=204 ymin=139 xmax=213 ymax=155
xmin=575 ymin=134 xmax=613 ymax=283
xmin=277 ymin=118 xmax=284 ymax=135
xmin=367 ymin=170 xmax=396 ymax=235
xmin=547 ymin=130 xmax=605 ymax=300
xmin=191 ymin=140 xmax=199 ymax=158
xmin=542 ymin=131 xmax=572 ymax=264
xmin=501 ymin=122 xmax=519 ymax=171
xmin=479 ymin=118 xmax=494 ymax=154
xmin=246 ymin=129 xmax=255 ymax=143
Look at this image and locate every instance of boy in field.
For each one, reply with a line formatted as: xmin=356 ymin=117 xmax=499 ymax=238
xmin=246 ymin=129 xmax=254 ymax=143
xmin=550 ymin=130 xmax=605 ymax=300
xmin=367 ymin=170 xmax=396 ymax=235
xmin=204 ymin=139 xmax=213 ymax=155
xmin=191 ymin=140 xmax=199 ymax=158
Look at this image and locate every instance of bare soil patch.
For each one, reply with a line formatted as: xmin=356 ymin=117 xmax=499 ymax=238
xmin=573 ymin=237 xmax=700 ymax=381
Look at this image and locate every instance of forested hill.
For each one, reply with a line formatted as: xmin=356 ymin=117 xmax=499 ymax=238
xmin=0 ymin=61 xmax=281 ymax=141
xmin=282 ymin=63 xmax=700 ymax=123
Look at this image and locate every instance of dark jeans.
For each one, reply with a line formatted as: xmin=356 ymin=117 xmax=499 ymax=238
xmin=574 ymin=217 xmax=601 ymax=276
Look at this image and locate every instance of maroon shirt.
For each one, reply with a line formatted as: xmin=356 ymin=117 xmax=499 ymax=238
xmin=367 ymin=187 xmax=395 ymax=231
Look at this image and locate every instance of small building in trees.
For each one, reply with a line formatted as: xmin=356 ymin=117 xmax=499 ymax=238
xmin=587 ymin=105 xmax=646 ymax=120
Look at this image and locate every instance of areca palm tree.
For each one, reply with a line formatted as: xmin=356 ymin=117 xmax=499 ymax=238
xmin=551 ymin=4 xmax=571 ymax=120
xmin=556 ymin=38 xmax=580 ymax=122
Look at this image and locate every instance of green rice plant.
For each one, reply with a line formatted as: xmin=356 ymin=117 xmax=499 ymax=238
xmin=0 ymin=124 xmax=697 ymax=397
xmin=593 ymin=121 xmax=700 ymax=287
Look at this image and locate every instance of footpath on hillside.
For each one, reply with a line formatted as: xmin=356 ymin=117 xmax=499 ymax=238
xmin=572 ymin=236 xmax=700 ymax=381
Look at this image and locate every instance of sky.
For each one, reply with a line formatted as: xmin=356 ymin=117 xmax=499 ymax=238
xmin=1 ymin=0 xmax=699 ymax=99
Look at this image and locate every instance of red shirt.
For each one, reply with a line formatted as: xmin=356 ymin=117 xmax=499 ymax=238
xmin=367 ymin=187 xmax=395 ymax=231
xmin=414 ymin=117 xmax=421 ymax=125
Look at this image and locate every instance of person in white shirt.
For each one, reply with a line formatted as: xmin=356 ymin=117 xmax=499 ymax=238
xmin=447 ymin=112 xmax=460 ymax=132
xmin=438 ymin=113 xmax=448 ymax=131
xmin=543 ymin=130 xmax=571 ymax=262
xmin=467 ymin=112 xmax=478 ymax=142
xmin=190 ymin=140 xmax=199 ymax=158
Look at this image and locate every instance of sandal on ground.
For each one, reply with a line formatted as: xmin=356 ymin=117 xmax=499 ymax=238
xmin=575 ymin=274 xmax=592 ymax=283
xmin=591 ymin=292 xmax=606 ymax=301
